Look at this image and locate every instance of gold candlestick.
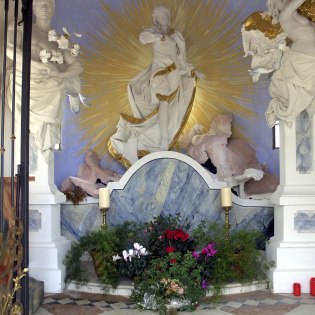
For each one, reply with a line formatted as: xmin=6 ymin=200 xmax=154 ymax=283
xmin=99 ymin=207 xmax=109 ymax=230
xmin=224 ymin=206 xmax=231 ymax=240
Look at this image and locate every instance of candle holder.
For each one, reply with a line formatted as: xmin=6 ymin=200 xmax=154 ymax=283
xmin=224 ymin=206 xmax=231 ymax=240
xmin=99 ymin=207 xmax=109 ymax=230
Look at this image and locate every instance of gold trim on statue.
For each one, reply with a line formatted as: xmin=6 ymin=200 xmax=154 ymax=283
xmin=169 ymin=79 xmax=197 ymax=148
xmin=107 ymin=79 xmax=197 ymax=167
xmin=298 ymin=0 xmax=315 ymax=23
xmin=153 ymin=63 xmax=177 ymax=78
xmin=120 ymin=107 xmax=159 ymax=124
xmin=243 ymin=11 xmax=283 ymax=40
xmin=156 ymin=87 xmax=179 ymax=103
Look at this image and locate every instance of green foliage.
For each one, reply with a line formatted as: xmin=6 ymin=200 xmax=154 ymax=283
xmin=64 ymin=216 xmax=273 ymax=308
xmin=64 ymin=228 xmax=121 ymax=292
xmin=202 ymin=223 xmax=273 ymax=302
xmin=116 ymin=255 xmax=149 ymax=279
xmin=131 ymin=252 xmax=206 ymax=314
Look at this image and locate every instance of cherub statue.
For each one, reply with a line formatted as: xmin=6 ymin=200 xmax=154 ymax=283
xmin=61 ymin=149 xmax=121 ymax=198
xmin=188 ymin=114 xmax=279 ymax=198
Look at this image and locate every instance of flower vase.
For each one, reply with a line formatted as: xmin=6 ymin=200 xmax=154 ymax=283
xmin=89 ymin=250 xmax=102 ymax=277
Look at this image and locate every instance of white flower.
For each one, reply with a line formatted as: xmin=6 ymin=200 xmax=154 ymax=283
xmin=48 ymin=29 xmax=59 ymax=42
xmin=57 ymin=35 xmax=69 ymax=50
xmin=122 ymin=250 xmax=129 ymax=261
xmin=39 ymin=49 xmax=51 ymax=64
xmin=112 ymin=254 xmax=121 ymax=262
xmin=128 ymin=249 xmax=135 ymax=258
xmin=139 ymin=247 xmax=148 ymax=256
xmin=62 ymin=27 xmax=70 ymax=36
xmin=50 ymin=49 xmax=64 ymax=64
xmin=63 ymin=27 xmax=82 ymax=38
xmin=70 ymin=44 xmax=80 ymax=56
xmin=133 ymin=243 xmax=143 ymax=251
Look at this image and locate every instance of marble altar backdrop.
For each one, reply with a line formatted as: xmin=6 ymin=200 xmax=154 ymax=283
xmin=61 ymin=152 xmax=274 ymax=242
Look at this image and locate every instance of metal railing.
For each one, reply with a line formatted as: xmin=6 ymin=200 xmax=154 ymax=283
xmin=0 ymin=0 xmax=32 ymax=314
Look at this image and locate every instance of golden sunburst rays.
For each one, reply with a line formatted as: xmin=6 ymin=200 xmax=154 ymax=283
xmin=79 ymin=0 xmax=257 ymax=157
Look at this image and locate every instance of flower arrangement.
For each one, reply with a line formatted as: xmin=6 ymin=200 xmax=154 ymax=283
xmin=143 ymin=214 xmax=195 ymax=257
xmin=64 ymin=215 xmax=273 ymax=312
xmin=113 ymin=243 xmax=149 ymax=279
xmin=39 ymin=27 xmax=81 ymax=65
xmin=131 ymin=251 xmax=206 ymax=314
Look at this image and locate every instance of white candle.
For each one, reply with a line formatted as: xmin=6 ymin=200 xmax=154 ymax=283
xmin=99 ymin=187 xmax=110 ymax=208
xmin=221 ymin=187 xmax=232 ymax=207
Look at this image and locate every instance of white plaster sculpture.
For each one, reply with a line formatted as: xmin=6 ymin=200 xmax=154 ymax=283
xmin=109 ymin=6 xmax=203 ymax=166
xmin=188 ymin=113 xmax=279 ymax=198
xmin=6 ymin=0 xmax=84 ymax=161
xmin=241 ymin=24 xmax=287 ymax=82
xmin=242 ymin=0 xmax=315 ymax=128
xmin=60 ymin=149 xmax=121 ymax=197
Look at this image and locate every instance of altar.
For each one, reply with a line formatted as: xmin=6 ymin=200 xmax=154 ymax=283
xmin=61 ymin=152 xmax=274 ymax=242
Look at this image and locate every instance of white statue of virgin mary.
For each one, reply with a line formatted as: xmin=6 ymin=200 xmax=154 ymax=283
xmin=108 ymin=6 xmax=203 ymax=167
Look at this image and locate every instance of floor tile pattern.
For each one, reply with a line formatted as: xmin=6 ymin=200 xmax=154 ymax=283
xmin=38 ymin=290 xmax=315 ymax=315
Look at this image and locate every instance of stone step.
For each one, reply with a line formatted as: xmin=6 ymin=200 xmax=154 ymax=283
xmin=29 ymin=277 xmax=44 ymax=315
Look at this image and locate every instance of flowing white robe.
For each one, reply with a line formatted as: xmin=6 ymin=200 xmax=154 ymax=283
xmin=266 ymin=49 xmax=315 ymax=127
xmin=109 ymin=30 xmax=196 ymax=166
xmin=7 ymin=62 xmax=66 ymax=161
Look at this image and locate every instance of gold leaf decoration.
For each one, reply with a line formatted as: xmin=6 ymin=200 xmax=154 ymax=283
xmin=79 ymin=0 xmax=258 ymax=157
xmin=243 ymin=0 xmax=315 ymax=40
xmin=298 ymin=0 xmax=315 ymax=22
xmin=243 ymin=11 xmax=283 ymax=40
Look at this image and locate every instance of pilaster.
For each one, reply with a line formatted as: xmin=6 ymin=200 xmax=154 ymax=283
xmin=267 ymin=114 xmax=315 ymax=293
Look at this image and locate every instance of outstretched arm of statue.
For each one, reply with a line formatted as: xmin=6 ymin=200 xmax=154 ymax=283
xmin=139 ymin=29 xmax=163 ymax=44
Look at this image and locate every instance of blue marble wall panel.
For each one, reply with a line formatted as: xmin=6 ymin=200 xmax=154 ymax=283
xmin=296 ymin=110 xmax=313 ymax=174
xmin=294 ymin=211 xmax=315 ymax=233
xmin=29 ymin=209 xmax=42 ymax=232
xmin=61 ymin=201 xmax=102 ymax=241
xmin=61 ymin=158 xmax=274 ymax=242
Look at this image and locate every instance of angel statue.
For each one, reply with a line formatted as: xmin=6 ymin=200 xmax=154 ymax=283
xmin=108 ymin=5 xmax=203 ymax=167
xmin=6 ymin=0 xmax=85 ymax=161
xmin=242 ymin=0 xmax=315 ymax=128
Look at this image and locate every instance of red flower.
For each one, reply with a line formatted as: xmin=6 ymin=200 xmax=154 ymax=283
xmin=165 ymin=246 xmax=176 ymax=253
xmin=164 ymin=229 xmax=174 ymax=240
xmin=173 ymin=229 xmax=189 ymax=241
xmin=169 ymin=259 xmax=177 ymax=264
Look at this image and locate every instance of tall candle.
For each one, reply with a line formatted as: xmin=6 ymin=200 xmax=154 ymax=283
xmin=99 ymin=187 xmax=110 ymax=208
xmin=221 ymin=187 xmax=232 ymax=207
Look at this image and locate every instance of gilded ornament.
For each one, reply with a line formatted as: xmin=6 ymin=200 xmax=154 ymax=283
xmin=298 ymin=0 xmax=315 ymax=22
xmin=243 ymin=11 xmax=283 ymax=39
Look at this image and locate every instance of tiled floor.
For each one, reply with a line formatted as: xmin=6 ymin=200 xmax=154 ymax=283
xmin=34 ymin=290 xmax=315 ymax=315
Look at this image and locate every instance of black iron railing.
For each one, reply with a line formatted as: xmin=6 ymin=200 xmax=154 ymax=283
xmin=0 ymin=0 xmax=32 ymax=314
